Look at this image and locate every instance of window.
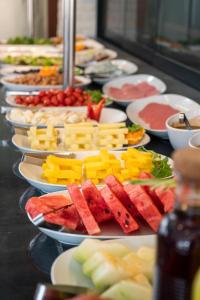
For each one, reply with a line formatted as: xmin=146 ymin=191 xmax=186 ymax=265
xmin=97 ymin=0 xmax=200 ymax=89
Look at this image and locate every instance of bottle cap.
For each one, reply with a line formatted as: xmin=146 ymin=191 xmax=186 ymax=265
xmin=173 ymin=148 xmax=200 ymax=182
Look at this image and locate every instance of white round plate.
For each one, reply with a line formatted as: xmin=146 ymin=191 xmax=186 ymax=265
xmin=103 ymin=74 xmax=167 ymax=107
xmin=0 ymin=65 xmax=41 ymax=76
xmin=6 ymin=107 xmax=127 ymax=128
xmin=1 ymin=75 xmax=91 ymax=92
xmin=51 ymin=237 xmax=156 ymax=285
xmin=12 ymin=133 xmax=150 ymax=155
xmin=19 ymin=150 xmax=172 ymax=194
xmin=126 ymin=94 xmax=200 ymax=139
xmin=85 ymin=59 xmax=138 ymax=84
xmin=76 ymin=49 xmax=118 ymax=67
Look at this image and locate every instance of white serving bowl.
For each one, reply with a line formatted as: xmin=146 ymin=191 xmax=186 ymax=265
xmin=189 ymin=132 xmax=200 ymax=149
xmin=103 ymin=74 xmax=167 ymax=107
xmin=166 ymin=110 xmax=200 ymax=149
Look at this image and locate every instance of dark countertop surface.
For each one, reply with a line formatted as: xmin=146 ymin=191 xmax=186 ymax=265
xmin=0 ymin=43 xmax=199 ymax=300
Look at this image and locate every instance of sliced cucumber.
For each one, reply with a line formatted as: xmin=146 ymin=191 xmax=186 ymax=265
xmin=73 ymin=239 xmax=130 ymax=264
xmin=102 ymin=280 xmax=152 ymax=300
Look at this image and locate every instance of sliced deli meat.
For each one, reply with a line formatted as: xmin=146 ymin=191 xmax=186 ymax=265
xmin=101 ymin=186 xmax=139 ymax=234
xmin=124 ymin=184 xmax=162 ymax=232
xmin=138 ymin=103 xmax=179 ymax=130
xmin=68 ymin=184 xmax=101 ymax=235
xmin=104 ymin=175 xmax=139 ymax=218
xmin=108 ymin=82 xmax=160 ymax=100
xmin=82 ymin=180 xmax=112 ymax=223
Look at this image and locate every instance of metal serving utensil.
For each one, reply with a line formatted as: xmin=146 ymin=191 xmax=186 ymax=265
xmin=32 ymin=204 xmax=73 ymax=227
xmin=179 ymin=112 xmax=192 ymax=130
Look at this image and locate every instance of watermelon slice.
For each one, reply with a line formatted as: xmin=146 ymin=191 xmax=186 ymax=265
xmin=25 ymin=194 xmax=72 ymax=218
xmin=100 ymin=186 xmax=139 ymax=234
xmin=139 ymin=173 xmax=164 ymax=213
xmin=104 ymin=175 xmax=139 ymax=218
xmin=124 ymin=184 xmax=162 ymax=232
xmin=154 ymin=187 xmax=175 ymax=212
xmin=44 ymin=205 xmax=80 ymax=229
xmin=68 ymin=184 xmax=101 ymax=235
xmin=25 ymin=194 xmax=80 ymax=230
xmin=82 ymin=180 xmax=113 ymax=223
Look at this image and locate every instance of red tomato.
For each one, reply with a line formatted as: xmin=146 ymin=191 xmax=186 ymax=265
xmin=43 ymin=98 xmax=50 ymax=106
xmin=51 ymin=96 xmax=58 ymax=106
xmin=39 ymin=90 xmax=46 ymax=97
xmin=64 ymin=97 xmax=72 ymax=106
xmin=33 ymin=96 xmax=40 ymax=105
xmin=65 ymin=86 xmax=74 ymax=95
xmin=16 ymin=98 xmax=22 ymax=104
xmin=75 ymin=87 xmax=83 ymax=94
xmin=41 ymin=96 xmax=50 ymax=104
xmin=57 ymin=92 xmax=65 ymax=103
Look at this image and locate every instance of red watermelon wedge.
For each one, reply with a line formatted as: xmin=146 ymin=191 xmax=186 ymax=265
xmin=82 ymin=180 xmax=112 ymax=223
xmin=154 ymin=187 xmax=175 ymax=212
xmin=25 ymin=194 xmax=80 ymax=230
xmin=104 ymin=175 xmax=139 ymax=218
xmin=25 ymin=194 xmax=72 ymax=218
xmin=100 ymin=186 xmax=139 ymax=234
xmin=68 ymin=184 xmax=101 ymax=235
xmin=124 ymin=184 xmax=162 ymax=232
xmin=139 ymin=172 xmax=164 ymax=213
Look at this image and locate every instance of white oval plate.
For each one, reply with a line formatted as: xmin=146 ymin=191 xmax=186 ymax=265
xmin=103 ymin=74 xmax=167 ymax=107
xmin=12 ymin=132 xmax=150 ymax=155
xmin=6 ymin=107 xmax=127 ymax=128
xmin=1 ymin=75 xmax=91 ymax=91
xmin=0 ymin=65 xmax=41 ymax=76
xmin=19 ymin=150 xmax=172 ymax=194
xmin=126 ymin=94 xmax=200 ymax=139
xmin=51 ymin=237 xmax=156 ymax=285
xmin=85 ymin=59 xmax=138 ymax=85
xmin=5 ymin=93 xmax=112 ymax=108
xmin=25 ymin=187 xmax=156 ymax=245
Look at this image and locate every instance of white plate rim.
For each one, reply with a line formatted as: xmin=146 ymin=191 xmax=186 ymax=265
xmin=6 ymin=106 xmax=127 ymax=128
xmin=12 ymin=133 xmax=151 ymax=155
xmin=50 ymin=236 xmax=156 ymax=285
xmin=126 ymin=93 xmax=200 ymax=134
xmin=102 ymin=74 xmax=167 ymax=103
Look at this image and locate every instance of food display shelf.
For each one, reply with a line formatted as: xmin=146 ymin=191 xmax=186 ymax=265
xmin=0 ymin=44 xmax=200 ymax=300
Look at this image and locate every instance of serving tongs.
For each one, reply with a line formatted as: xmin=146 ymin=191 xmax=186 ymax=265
xmin=179 ymin=112 xmax=192 ymax=130
xmin=32 ymin=203 xmax=73 ymax=227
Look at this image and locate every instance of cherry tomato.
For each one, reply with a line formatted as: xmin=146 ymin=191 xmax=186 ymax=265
xmin=51 ymin=96 xmax=58 ymax=106
xmin=16 ymin=98 xmax=22 ymax=104
xmin=57 ymin=92 xmax=65 ymax=103
xmin=64 ymin=97 xmax=72 ymax=106
xmin=33 ymin=96 xmax=40 ymax=105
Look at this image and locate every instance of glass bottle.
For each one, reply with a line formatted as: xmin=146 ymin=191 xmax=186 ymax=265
xmin=153 ymin=148 xmax=200 ymax=300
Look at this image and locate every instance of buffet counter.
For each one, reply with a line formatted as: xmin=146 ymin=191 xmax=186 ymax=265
xmin=0 ymin=43 xmax=199 ymax=299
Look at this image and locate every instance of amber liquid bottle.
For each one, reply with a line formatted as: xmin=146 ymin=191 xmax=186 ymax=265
xmin=153 ymin=148 xmax=200 ymax=300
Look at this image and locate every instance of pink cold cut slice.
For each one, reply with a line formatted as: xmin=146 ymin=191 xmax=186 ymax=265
xmin=108 ymin=82 xmax=160 ymax=100
xmin=138 ymin=103 xmax=179 ymax=130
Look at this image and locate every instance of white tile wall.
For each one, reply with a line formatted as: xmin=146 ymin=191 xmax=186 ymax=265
xmin=57 ymin=0 xmax=97 ymax=37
